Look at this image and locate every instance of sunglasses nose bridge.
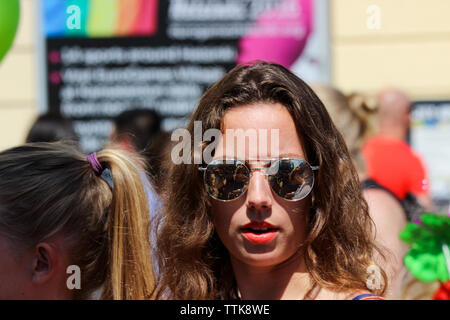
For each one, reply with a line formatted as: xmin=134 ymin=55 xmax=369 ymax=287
xmin=249 ymin=167 xmax=270 ymax=176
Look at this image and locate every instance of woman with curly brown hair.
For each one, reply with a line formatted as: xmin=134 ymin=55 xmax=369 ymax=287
xmin=156 ymin=62 xmax=387 ymax=300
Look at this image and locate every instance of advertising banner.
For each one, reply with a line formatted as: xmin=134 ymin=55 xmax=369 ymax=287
xmin=412 ymin=101 xmax=450 ymax=204
xmin=42 ymin=0 xmax=330 ymax=152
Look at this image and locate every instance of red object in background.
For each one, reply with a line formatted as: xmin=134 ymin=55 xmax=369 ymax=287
xmin=362 ymin=136 xmax=429 ymax=200
xmin=433 ymin=281 xmax=450 ymax=300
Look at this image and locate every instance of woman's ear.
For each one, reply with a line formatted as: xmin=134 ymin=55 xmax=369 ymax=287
xmin=31 ymin=243 xmax=57 ymax=285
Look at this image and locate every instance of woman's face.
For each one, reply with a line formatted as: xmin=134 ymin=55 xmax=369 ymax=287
xmin=0 ymin=233 xmax=73 ymax=299
xmin=0 ymin=235 xmax=30 ymax=299
xmin=211 ymin=103 xmax=310 ymax=268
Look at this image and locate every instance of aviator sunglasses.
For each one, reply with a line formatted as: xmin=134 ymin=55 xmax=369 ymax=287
xmin=198 ymin=158 xmax=319 ymax=202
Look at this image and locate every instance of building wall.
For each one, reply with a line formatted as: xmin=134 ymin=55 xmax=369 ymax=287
xmin=331 ymin=0 xmax=450 ymax=100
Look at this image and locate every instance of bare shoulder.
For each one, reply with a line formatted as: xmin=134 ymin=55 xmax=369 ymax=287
xmin=363 ymin=188 xmax=407 ymax=226
xmin=363 ymin=189 xmax=402 ymax=213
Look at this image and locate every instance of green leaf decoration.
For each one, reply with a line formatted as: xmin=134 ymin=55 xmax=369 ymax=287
xmin=0 ymin=0 xmax=20 ymax=65
xmin=400 ymin=213 xmax=450 ymax=283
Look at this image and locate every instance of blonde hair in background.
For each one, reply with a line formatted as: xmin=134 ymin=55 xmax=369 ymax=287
xmin=0 ymin=142 xmax=155 ymax=299
xmin=97 ymin=149 xmax=155 ymax=299
xmin=311 ymin=85 xmax=377 ymax=177
xmin=401 ymin=272 xmax=440 ymax=300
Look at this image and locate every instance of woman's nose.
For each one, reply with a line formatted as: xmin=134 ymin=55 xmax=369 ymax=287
xmin=245 ymin=170 xmax=272 ymax=211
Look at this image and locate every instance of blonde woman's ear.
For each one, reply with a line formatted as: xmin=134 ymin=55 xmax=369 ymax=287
xmin=31 ymin=243 xmax=56 ymax=285
xmin=27 ymin=240 xmax=75 ymax=299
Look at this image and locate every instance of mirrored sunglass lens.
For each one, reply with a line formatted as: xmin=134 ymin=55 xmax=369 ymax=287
xmin=268 ymin=159 xmax=314 ymax=200
xmin=204 ymin=160 xmax=249 ymax=201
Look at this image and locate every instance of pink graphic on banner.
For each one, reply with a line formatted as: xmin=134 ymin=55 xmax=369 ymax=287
xmin=133 ymin=0 xmax=158 ymax=36
xmin=237 ymin=0 xmax=313 ymax=69
xmin=49 ymin=71 xmax=62 ymax=85
xmin=48 ymin=50 xmax=61 ymax=64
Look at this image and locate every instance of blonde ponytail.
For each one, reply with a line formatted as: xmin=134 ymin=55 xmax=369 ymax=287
xmin=312 ymin=85 xmax=376 ymax=176
xmin=97 ymin=149 xmax=155 ymax=300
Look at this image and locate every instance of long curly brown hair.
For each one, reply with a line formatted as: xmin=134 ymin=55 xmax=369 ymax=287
xmin=156 ymin=62 xmax=387 ymax=299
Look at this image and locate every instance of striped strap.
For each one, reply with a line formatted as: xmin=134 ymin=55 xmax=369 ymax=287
xmin=352 ymin=293 xmax=387 ymax=300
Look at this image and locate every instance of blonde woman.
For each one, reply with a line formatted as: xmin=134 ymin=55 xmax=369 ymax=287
xmin=0 ymin=142 xmax=155 ymax=299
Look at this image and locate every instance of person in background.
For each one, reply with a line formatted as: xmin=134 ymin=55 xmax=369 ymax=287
xmin=109 ymin=108 xmax=163 ymax=216
xmin=362 ymin=89 xmax=434 ymax=212
xmin=110 ymin=108 xmax=161 ymax=156
xmin=26 ymin=112 xmax=79 ymax=146
xmin=146 ymin=130 xmax=174 ymax=195
xmin=0 ymin=142 xmax=155 ymax=299
xmin=156 ymin=62 xmax=387 ymax=300
xmin=110 ymin=108 xmax=165 ymax=184
xmin=312 ymin=85 xmax=409 ymax=299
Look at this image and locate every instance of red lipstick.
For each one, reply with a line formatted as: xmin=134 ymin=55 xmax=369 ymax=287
xmin=240 ymin=221 xmax=279 ymax=244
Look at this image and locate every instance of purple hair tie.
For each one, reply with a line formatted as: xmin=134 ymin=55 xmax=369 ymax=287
xmin=87 ymin=152 xmax=103 ymax=175
xmin=87 ymin=152 xmax=114 ymax=189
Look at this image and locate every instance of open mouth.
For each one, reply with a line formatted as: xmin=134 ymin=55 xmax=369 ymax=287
xmin=241 ymin=227 xmax=277 ymax=234
xmin=240 ymin=222 xmax=279 ymax=244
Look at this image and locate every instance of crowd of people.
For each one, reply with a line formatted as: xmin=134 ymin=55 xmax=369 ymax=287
xmin=0 ymin=62 xmax=442 ymax=300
